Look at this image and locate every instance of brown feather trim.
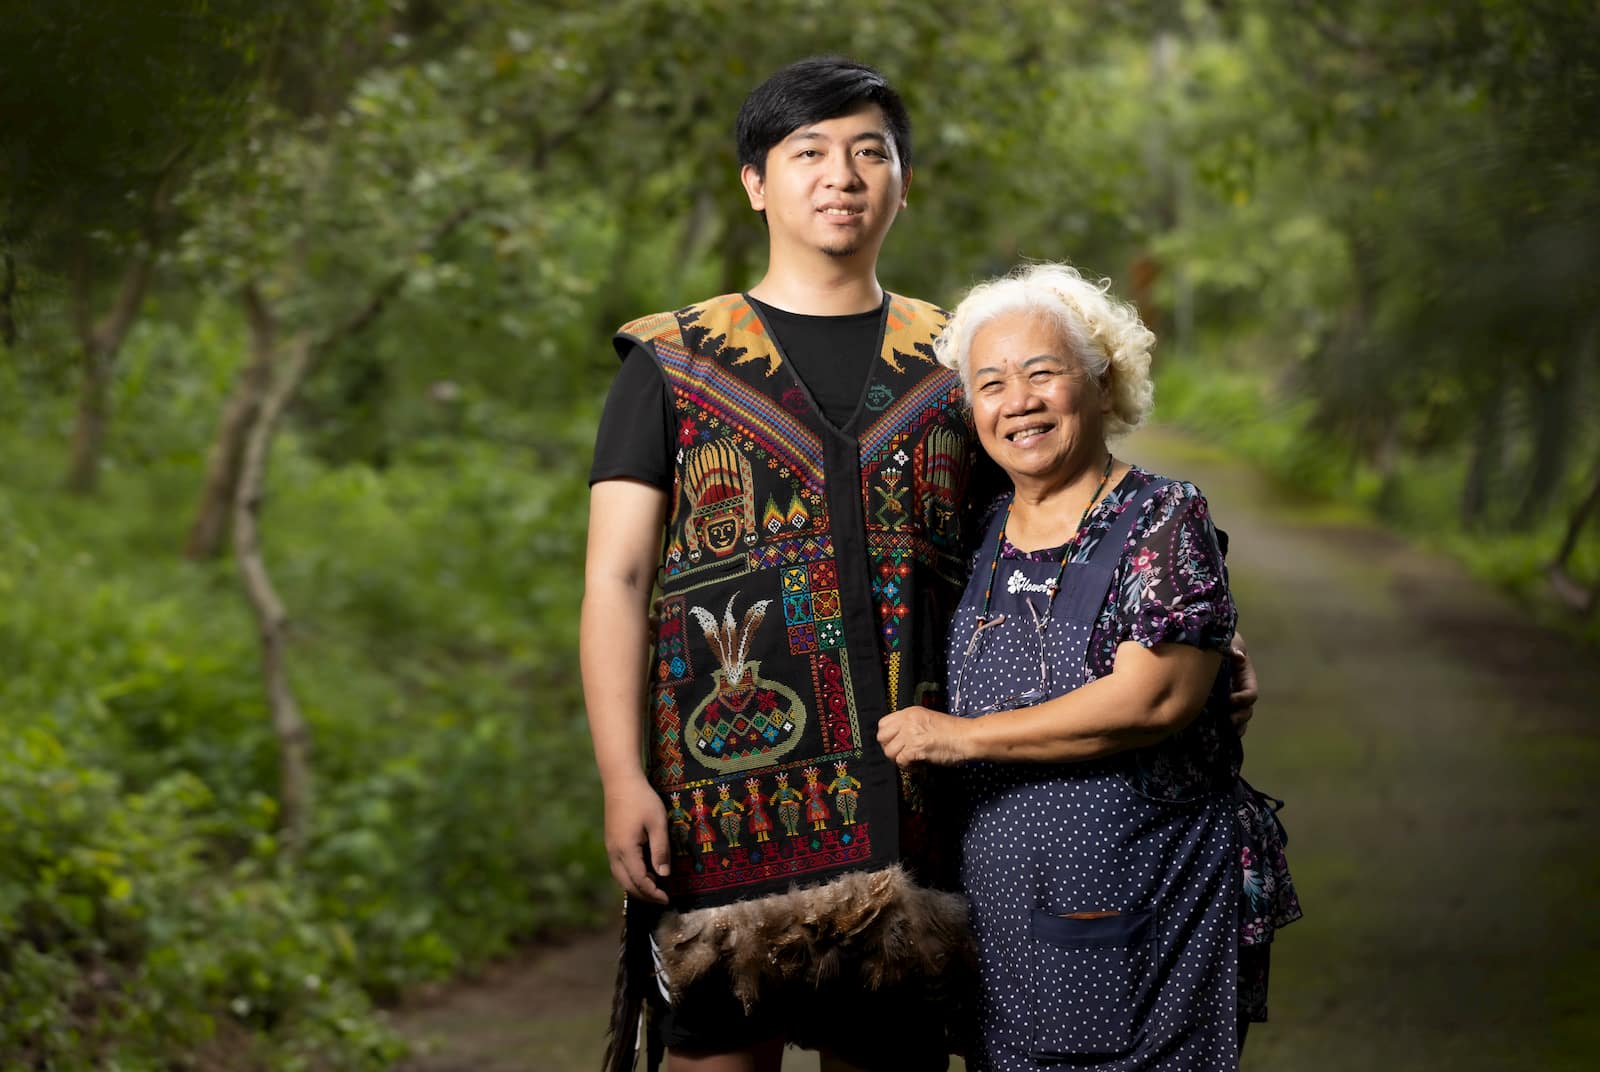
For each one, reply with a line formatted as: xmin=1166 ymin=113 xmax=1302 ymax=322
xmin=651 ymin=865 xmax=975 ymax=1013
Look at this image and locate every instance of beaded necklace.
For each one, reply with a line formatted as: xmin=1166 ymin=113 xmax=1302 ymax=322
xmin=974 ymin=452 xmax=1116 ymax=627
xmin=952 ymin=454 xmax=1116 ymax=716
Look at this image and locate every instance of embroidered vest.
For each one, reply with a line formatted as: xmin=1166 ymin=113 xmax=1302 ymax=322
xmin=616 ymin=293 xmax=975 ymax=910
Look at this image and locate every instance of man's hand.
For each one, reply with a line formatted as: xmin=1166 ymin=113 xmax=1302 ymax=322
xmin=603 ymin=775 xmax=671 ymax=904
xmin=1227 ymin=630 xmax=1258 ymax=737
xmin=877 ymin=705 xmax=969 ymax=768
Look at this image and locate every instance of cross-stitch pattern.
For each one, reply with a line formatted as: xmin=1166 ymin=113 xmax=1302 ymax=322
xmin=616 ymin=293 xmax=973 ymax=907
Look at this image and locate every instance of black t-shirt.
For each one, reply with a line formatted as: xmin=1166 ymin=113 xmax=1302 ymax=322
xmin=589 ymin=296 xmax=885 ymax=489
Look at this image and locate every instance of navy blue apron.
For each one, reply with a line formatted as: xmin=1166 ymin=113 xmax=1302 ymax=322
xmin=949 ymin=481 xmax=1239 ymax=1071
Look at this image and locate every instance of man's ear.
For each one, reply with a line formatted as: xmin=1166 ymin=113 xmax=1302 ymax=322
xmin=899 ymin=166 xmax=913 ymax=209
xmin=740 ymin=163 xmax=766 ymax=212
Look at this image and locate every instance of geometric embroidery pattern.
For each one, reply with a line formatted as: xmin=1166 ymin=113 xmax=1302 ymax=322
xmin=749 ymin=534 xmax=834 ymax=571
xmin=618 ymin=291 xmax=968 ymax=907
xmin=655 ymin=597 xmax=692 ymax=686
xmin=783 ymin=560 xmax=843 ymax=655
xmin=872 ymin=547 xmax=911 ymax=650
xmin=810 ymin=651 xmax=858 ymax=753
xmin=652 ymin=689 xmax=685 ymax=785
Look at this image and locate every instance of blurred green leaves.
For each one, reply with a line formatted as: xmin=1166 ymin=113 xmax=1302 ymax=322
xmin=3 ymin=0 xmax=1598 ymax=1066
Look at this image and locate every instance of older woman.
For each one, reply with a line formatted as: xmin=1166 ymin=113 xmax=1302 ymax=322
xmin=878 ymin=263 xmax=1298 ymax=1070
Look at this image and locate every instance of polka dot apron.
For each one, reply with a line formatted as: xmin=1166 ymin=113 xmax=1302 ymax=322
xmin=949 ymin=481 xmax=1239 ymax=1070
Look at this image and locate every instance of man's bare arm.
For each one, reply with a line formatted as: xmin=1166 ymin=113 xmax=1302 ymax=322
xmin=580 ymin=479 xmax=671 ymax=903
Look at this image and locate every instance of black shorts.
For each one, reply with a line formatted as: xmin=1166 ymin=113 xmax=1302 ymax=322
xmin=648 ymin=960 xmax=954 ymax=1070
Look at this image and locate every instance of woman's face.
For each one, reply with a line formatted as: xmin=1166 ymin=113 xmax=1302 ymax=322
xmin=967 ymin=311 xmax=1109 ymax=487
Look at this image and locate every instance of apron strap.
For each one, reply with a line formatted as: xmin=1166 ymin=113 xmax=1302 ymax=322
xmin=1059 ymin=477 xmax=1176 ymax=613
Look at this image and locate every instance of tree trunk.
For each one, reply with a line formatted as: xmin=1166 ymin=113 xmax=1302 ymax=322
xmin=184 ymin=285 xmax=277 ymax=559
xmin=1 ymin=250 xmax=16 ymax=348
xmin=227 ymin=206 xmax=478 ymax=855
xmin=65 ymin=251 xmax=156 ymax=494
xmin=1547 ymin=446 xmax=1600 ymax=614
xmin=1460 ymin=389 xmax=1503 ymax=529
xmin=232 ymin=298 xmax=318 ymax=857
xmin=1516 ymin=350 xmax=1576 ymax=525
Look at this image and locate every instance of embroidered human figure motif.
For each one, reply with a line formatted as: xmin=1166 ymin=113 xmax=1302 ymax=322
xmin=712 ymin=783 xmax=745 ymax=847
xmin=743 ymin=777 xmax=774 ymax=843
xmin=683 ymin=439 xmax=758 ymax=561
xmin=874 ymin=467 xmax=909 ymax=529
xmin=826 ymin=761 xmax=862 ymax=825
xmin=802 ymin=766 xmax=831 ymax=831
xmin=690 ymin=788 xmax=716 ymax=854
xmin=769 ymin=772 xmax=803 ymax=836
xmin=685 ymin=594 xmax=809 ymax=774
xmin=666 ymin=791 xmax=692 ymax=856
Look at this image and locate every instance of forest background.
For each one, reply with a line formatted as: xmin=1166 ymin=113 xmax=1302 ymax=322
xmin=2 ymin=1 xmax=1597 ymax=1068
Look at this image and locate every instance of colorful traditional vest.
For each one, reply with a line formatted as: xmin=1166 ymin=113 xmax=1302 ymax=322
xmin=615 ymin=293 xmax=976 ymax=911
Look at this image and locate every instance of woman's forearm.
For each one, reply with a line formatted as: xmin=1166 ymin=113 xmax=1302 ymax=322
xmin=959 ymin=641 xmax=1221 ymax=764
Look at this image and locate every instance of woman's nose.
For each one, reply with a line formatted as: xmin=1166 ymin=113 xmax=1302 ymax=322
xmin=1000 ymin=374 xmax=1040 ymax=413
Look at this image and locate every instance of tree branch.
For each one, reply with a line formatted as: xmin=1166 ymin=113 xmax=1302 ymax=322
xmin=533 ymin=79 xmax=617 ymax=170
xmin=304 ymin=201 xmax=478 ymax=376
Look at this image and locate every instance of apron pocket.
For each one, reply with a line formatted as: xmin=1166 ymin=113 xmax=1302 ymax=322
xmin=1027 ymin=906 xmax=1156 ymax=1058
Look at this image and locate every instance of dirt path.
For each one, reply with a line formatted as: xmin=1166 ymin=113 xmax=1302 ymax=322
xmin=388 ymin=427 xmax=1600 ymax=1071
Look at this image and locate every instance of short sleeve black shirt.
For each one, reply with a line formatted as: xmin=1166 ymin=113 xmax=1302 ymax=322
xmin=589 ymin=297 xmax=884 ymax=489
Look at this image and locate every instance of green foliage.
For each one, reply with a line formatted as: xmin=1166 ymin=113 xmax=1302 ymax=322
xmin=0 ymin=303 xmax=609 ymax=1064
xmin=0 ymin=725 xmax=401 ymax=1071
xmin=4 ymin=0 xmax=1598 ymax=1065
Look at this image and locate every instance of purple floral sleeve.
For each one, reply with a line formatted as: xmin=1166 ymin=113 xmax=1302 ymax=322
xmin=1112 ymin=481 xmax=1236 ymax=655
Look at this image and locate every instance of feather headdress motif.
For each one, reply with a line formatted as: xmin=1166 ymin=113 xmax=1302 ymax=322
xmin=688 ymin=593 xmax=771 ymax=687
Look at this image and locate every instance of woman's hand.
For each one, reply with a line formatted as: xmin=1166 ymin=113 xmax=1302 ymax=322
xmin=878 ymin=705 xmax=970 ymax=768
xmin=1228 ymin=630 xmax=1258 ymax=737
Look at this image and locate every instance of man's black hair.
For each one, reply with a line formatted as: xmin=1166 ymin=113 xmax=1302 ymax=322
xmin=735 ymin=57 xmax=912 ymax=177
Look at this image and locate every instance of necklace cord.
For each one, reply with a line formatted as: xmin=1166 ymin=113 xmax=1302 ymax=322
xmin=957 ymin=454 xmax=1116 ymax=714
xmin=976 ymin=453 xmax=1116 ymax=624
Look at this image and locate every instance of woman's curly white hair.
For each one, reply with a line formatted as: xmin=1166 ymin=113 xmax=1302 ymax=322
xmin=934 ymin=262 xmax=1156 ymax=439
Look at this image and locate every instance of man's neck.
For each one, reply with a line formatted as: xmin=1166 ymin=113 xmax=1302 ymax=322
xmin=746 ymin=256 xmax=885 ymax=316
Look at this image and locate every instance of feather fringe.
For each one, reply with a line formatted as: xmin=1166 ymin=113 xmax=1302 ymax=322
xmin=652 ymin=865 xmax=975 ymax=1013
xmin=602 ymin=898 xmax=651 ymax=1072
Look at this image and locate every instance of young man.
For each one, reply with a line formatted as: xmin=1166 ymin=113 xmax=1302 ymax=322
xmin=581 ymin=58 xmax=1257 ymax=1071
xmin=583 ymin=57 xmax=978 ymax=1071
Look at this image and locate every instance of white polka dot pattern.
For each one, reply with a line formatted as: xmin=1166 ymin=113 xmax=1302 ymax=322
xmin=949 ymin=485 xmax=1240 ymax=1071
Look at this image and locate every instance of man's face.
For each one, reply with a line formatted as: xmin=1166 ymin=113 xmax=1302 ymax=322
xmin=740 ymin=104 xmax=910 ymax=262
